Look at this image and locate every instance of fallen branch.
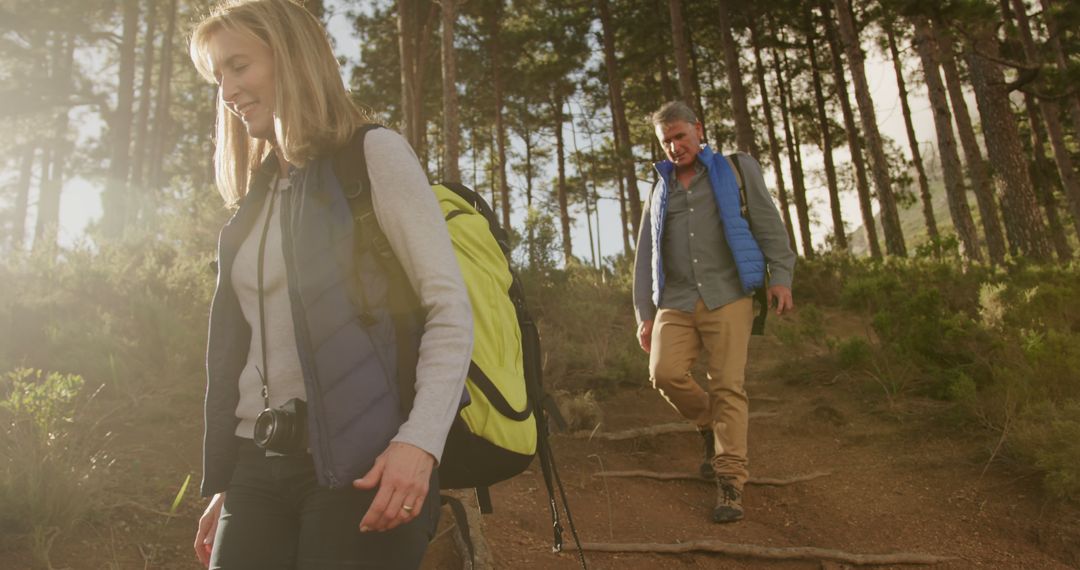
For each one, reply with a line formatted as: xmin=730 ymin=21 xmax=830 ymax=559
xmin=593 ymin=470 xmax=831 ymax=486
xmin=566 ymin=414 xmax=777 ymax=441
xmin=572 ymin=540 xmax=957 ymax=565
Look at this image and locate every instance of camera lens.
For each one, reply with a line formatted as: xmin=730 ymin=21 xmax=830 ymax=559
xmin=254 ymin=409 xmax=278 ymax=448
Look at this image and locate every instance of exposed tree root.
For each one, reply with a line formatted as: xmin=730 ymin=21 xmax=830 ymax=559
xmin=566 ymin=415 xmax=777 ymax=441
xmin=572 ymin=540 xmax=957 ymax=565
xmin=592 ymin=470 xmax=832 ymax=486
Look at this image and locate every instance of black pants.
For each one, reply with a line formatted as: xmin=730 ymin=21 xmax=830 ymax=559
xmin=210 ymin=438 xmax=440 ymax=570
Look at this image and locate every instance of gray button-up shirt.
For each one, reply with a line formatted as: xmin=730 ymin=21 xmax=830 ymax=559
xmin=659 ymin=162 xmax=737 ymax=312
xmin=633 ymin=152 xmax=796 ymax=323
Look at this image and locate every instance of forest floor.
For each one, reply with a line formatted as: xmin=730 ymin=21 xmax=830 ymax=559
xmin=5 ymin=307 xmax=1080 ymax=569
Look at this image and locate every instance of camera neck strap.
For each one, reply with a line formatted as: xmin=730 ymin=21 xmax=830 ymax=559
xmin=254 ymin=178 xmax=281 ymax=411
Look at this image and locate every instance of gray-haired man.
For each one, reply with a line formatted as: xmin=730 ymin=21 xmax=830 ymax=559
xmin=633 ymin=101 xmax=795 ymax=523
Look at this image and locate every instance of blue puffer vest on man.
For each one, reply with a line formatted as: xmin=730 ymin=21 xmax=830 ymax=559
xmin=650 ymin=145 xmax=766 ymax=305
xmin=201 ymin=152 xmax=413 ymax=496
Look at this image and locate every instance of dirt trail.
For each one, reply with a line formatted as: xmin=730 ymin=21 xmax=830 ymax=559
xmin=6 ymin=310 xmax=1079 ymax=569
xmin=424 ymin=313 xmax=1080 ymax=569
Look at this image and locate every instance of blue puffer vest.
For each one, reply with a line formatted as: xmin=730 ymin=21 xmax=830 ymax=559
xmin=650 ymin=145 xmax=766 ymax=305
xmin=202 ymin=153 xmax=410 ymax=496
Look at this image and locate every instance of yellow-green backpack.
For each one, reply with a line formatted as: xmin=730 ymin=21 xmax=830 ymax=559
xmin=333 ymin=126 xmax=585 ymax=565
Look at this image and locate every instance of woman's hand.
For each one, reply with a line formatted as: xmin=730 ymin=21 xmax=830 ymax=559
xmin=194 ymin=492 xmax=225 ymax=567
xmin=353 ymin=442 xmax=435 ymax=533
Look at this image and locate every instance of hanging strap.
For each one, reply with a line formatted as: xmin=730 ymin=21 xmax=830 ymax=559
xmin=440 ymin=494 xmax=476 ymax=567
xmin=475 ymin=486 xmax=493 ymax=514
xmin=255 ymin=182 xmax=281 ymax=409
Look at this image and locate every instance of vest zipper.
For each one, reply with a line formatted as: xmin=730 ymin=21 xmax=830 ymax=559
xmin=279 ymin=173 xmax=339 ymax=488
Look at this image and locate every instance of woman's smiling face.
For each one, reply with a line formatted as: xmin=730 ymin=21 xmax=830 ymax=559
xmin=207 ymin=28 xmax=277 ymax=140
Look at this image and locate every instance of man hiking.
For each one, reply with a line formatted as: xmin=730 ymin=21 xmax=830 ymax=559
xmin=633 ymin=101 xmax=795 ymax=523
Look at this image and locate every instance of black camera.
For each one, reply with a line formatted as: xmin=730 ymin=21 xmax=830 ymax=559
xmin=253 ymin=398 xmax=308 ymax=455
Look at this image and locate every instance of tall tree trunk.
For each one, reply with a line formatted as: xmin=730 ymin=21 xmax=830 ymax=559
xmin=821 ymin=1 xmax=880 ymax=258
xmin=833 ymin=0 xmax=905 ymax=256
xmin=1039 ymin=0 xmax=1080 ymax=143
xmin=717 ymin=0 xmax=756 ymax=156
xmin=1024 ymin=95 xmax=1073 ymax=261
xmin=131 ymin=0 xmax=158 ymax=193
xmin=773 ymin=45 xmax=814 ymax=258
xmin=440 ymin=0 xmax=461 ymax=183
xmin=398 ymin=2 xmax=416 ymax=149
xmin=910 ymin=16 xmax=982 ymax=261
xmin=658 ymin=62 xmax=676 ymax=103
xmin=964 ymin=27 xmax=1052 ymax=261
xmin=885 ymin=24 xmax=938 ymax=244
xmin=101 ymin=0 xmax=139 ymax=239
xmin=553 ymin=96 xmax=572 ymax=264
xmin=597 ymin=0 xmax=642 ymax=240
xmin=397 ymin=0 xmax=437 ymax=156
xmin=617 ymin=175 xmax=632 ymax=254
xmin=523 ymin=127 xmax=537 ymax=269
xmin=685 ymin=24 xmax=709 ymax=141
xmin=1011 ymin=0 xmax=1080 ymax=241
xmin=805 ymin=7 xmax=845 ymax=250
xmin=34 ymin=145 xmax=60 ymax=252
xmin=12 ymin=144 xmax=35 ymax=251
xmin=148 ymin=0 xmax=177 ymax=191
xmin=488 ymin=127 xmax=497 ymax=209
xmin=667 ymin=0 xmax=695 ymax=106
xmin=487 ymin=2 xmax=510 ymax=230
xmin=933 ymin=21 xmax=1006 ymax=263
xmin=34 ymin=33 xmax=74 ymax=253
xmin=750 ymin=25 xmax=797 ymax=252
xmin=570 ymin=118 xmax=598 ymax=266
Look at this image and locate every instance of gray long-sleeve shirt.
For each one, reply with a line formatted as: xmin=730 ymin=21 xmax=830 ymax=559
xmin=633 ymin=152 xmax=795 ymax=324
xmin=231 ymin=129 xmax=472 ymax=463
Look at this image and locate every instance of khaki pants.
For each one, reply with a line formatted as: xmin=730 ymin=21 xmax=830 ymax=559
xmin=649 ymin=297 xmax=753 ymax=486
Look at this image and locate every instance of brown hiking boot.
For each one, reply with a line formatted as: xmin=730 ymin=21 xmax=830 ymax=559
xmin=712 ymin=476 xmax=744 ymax=523
xmin=698 ymin=427 xmax=715 ymax=479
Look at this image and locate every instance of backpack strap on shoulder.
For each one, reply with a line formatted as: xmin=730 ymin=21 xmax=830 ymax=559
xmin=724 ymin=153 xmax=748 ymax=219
xmin=332 ymin=124 xmax=423 ymax=412
xmin=335 ymin=124 xmax=391 ymax=257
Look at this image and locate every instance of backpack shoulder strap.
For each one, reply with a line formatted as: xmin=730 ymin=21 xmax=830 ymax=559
xmin=724 ymin=153 xmax=749 ymax=219
xmin=334 ymin=123 xmax=386 ymax=232
xmin=332 ymin=124 xmax=423 ymax=411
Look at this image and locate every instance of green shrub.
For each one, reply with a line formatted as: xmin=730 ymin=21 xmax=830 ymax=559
xmin=0 ymin=239 xmax=213 ymax=401
xmin=0 ymin=368 xmax=110 ymax=566
xmin=788 ymin=257 xmax=1080 ymax=499
xmin=521 ymin=262 xmax=644 ymax=393
xmin=835 ymin=336 xmax=872 ymax=370
xmin=1012 ymin=400 xmax=1080 ymax=500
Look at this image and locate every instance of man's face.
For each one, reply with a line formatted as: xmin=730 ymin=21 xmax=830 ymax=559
xmin=655 ymin=120 xmax=704 ymax=168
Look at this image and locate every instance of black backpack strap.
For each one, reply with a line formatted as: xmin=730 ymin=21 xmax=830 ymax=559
xmin=332 ymin=124 xmax=423 ymax=412
xmin=728 ymin=153 xmax=768 ymax=337
xmin=440 ymin=494 xmax=475 ymax=567
xmin=475 ymin=486 xmax=493 ymax=514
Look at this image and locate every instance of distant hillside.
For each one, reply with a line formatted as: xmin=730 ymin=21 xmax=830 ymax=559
xmin=846 ymin=177 xmax=983 ymax=256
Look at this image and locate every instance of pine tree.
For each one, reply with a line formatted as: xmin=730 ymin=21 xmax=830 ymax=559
xmin=833 ymin=0 xmax=906 ymax=256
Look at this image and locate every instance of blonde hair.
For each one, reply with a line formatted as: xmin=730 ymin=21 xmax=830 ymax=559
xmin=190 ymin=0 xmax=368 ymax=206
